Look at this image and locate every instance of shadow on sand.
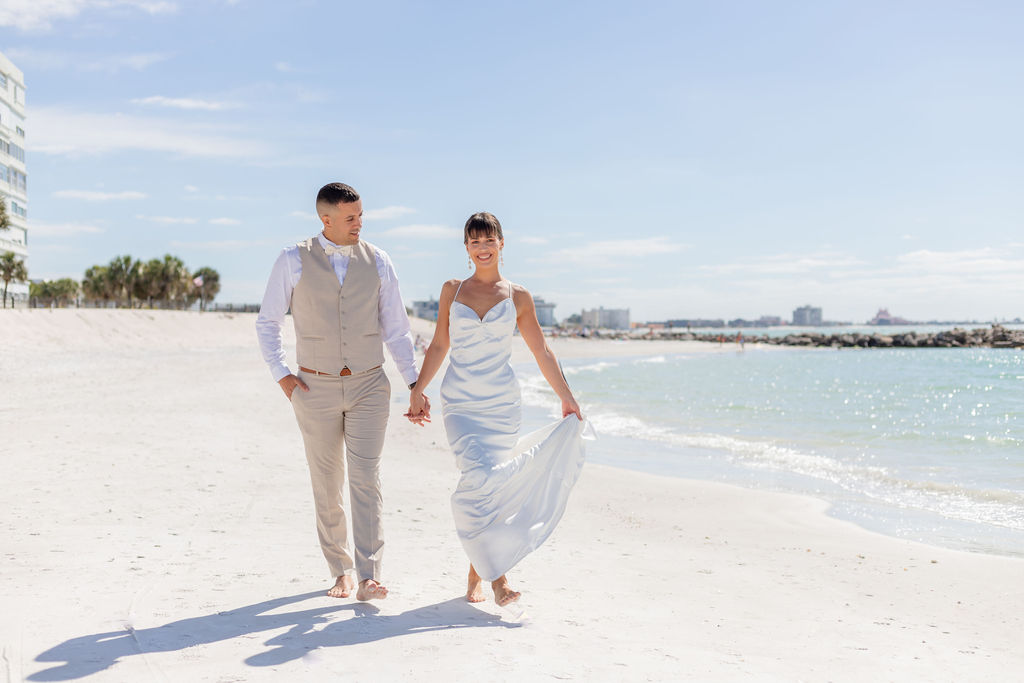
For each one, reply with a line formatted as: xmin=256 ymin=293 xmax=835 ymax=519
xmin=30 ymin=591 xmax=519 ymax=680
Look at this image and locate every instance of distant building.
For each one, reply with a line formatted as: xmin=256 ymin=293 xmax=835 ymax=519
xmin=756 ymin=315 xmax=783 ymax=326
xmin=792 ymin=305 xmax=822 ymax=326
xmin=411 ymin=297 xmax=439 ymax=321
xmin=867 ymin=308 xmax=912 ymax=325
xmin=534 ymin=296 xmax=556 ymax=326
xmin=582 ymin=306 xmax=630 ymax=330
xmin=0 ymin=51 xmax=28 ymax=305
xmin=667 ymin=318 xmax=725 ymax=329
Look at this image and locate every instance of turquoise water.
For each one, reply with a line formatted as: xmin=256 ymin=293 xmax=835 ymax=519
xmin=515 ymin=346 xmax=1024 ymax=556
xmin=675 ymin=322 xmax=1024 ymax=338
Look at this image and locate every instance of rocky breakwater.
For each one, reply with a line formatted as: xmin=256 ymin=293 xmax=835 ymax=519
xmin=675 ymin=325 xmax=1024 ymax=349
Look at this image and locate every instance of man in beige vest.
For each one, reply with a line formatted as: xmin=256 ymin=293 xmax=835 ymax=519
xmin=256 ymin=182 xmax=424 ymax=600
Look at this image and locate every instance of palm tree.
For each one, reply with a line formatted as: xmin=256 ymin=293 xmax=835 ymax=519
xmin=29 ymin=279 xmax=49 ymax=306
xmin=52 ymin=278 xmax=80 ymax=307
xmin=0 ymin=199 xmax=9 ymax=233
xmin=192 ymin=266 xmax=221 ymax=311
xmin=158 ymin=254 xmax=191 ymax=308
xmin=82 ymin=265 xmax=113 ymax=306
xmin=135 ymin=258 xmax=163 ymax=308
xmin=107 ymin=255 xmax=140 ymax=308
xmin=1 ymin=250 xmax=28 ymax=308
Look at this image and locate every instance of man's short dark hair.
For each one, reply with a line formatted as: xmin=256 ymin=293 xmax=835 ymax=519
xmin=316 ymin=182 xmax=360 ymax=208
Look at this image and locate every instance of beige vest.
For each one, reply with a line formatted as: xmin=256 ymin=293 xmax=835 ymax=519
xmin=292 ymin=237 xmax=385 ymax=374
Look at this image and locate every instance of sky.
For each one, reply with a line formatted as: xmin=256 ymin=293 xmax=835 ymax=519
xmin=2 ymin=0 xmax=1023 ymax=323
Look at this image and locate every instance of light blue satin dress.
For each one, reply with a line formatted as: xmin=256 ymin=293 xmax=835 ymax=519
xmin=441 ymin=283 xmax=593 ymax=581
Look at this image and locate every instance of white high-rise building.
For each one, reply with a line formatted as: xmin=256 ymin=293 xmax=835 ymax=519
xmin=581 ymin=306 xmax=630 ymax=330
xmin=533 ymin=296 xmax=556 ymax=327
xmin=0 ymin=51 xmax=28 ymax=304
xmin=792 ymin=305 xmax=822 ymax=326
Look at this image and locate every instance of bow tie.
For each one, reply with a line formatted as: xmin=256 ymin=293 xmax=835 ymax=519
xmin=323 ymin=243 xmax=354 ymax=258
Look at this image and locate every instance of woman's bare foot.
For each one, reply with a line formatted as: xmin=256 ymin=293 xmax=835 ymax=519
xmin=327 ymin=575 xmax=354 ymax=599
xmin=466 ymin=565 xmax=486 ymax=603
xmin=491 ymin=575 xmax=520 ymax=607
xmin=356 ymin=578 xmax=389 ymax=601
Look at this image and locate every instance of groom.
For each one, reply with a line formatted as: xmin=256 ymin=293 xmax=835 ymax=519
xmin=256 ymin=182 xmax=425 ymax=600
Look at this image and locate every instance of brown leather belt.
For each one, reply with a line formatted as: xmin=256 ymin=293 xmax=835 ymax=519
xmin=299 ymin=365 xmax=381 ymax=377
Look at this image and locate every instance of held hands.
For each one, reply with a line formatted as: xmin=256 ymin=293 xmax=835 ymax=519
xmin=404 ymin=391 xmax=431 ymax=426
xmin=279 ymin=374 xmax=309 ymax=400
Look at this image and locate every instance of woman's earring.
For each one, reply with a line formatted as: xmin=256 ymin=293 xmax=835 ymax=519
xmin=468 ymin=257 xmax=473 ymax=269
xmin=500 ymin=251 xmax=505 ymax=266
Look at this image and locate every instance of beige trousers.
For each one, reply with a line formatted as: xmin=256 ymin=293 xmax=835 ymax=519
xmin=291 ymin=367 xmax=390 ymax=581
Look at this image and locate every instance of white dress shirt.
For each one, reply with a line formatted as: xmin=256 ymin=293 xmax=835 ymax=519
xmin=255 ymin=233 xmax=418 ymax=386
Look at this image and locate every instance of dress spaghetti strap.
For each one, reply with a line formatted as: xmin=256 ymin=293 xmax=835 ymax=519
xmin=453 ymin=279 xmax=465 ymax=301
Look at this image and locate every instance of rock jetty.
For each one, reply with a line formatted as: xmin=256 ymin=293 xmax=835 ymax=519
xmin=664 ymin=324 xmax=1024 ymax=349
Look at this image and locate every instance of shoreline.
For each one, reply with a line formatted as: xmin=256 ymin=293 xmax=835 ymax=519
xmin=2 ymin=309 xmax=1022 ymax=680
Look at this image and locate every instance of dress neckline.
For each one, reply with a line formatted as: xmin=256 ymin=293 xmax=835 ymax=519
xmin=452 ymin=279 xmax=514 ymax=322
xmin=451 ymin=298 xmax=514 ymax=322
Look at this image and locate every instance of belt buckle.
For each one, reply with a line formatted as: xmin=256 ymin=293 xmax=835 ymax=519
xmin=339 ymin=367 xmax=352 ymax=376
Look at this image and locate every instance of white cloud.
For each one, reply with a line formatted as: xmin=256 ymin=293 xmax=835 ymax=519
xmin=700 ymin=252 xmax=866 ymax=276
xmin=169 ymin=239 xmax=267 ymax=249
xmin=520 ymin=236 xmax=549 ymax=245
xmin=209 ymin=218 xmax=241 ymax=226
xmin=184 ymin=185 xmax=199 ymax=193
xmin=132 ymin=96 xmax=235 ymax=111
xmin=31 ymin=107 xmax=272 ymax=159
xmin=381 ymin=224 xmax=461 ymax=239
xmin=31 ymin=221 xmax=105 ymax=237
xmin=290 ymin=210 xmax=317 ymax=221
xmin=895 ymin=248 xmax=1024 ymax=276
xmin=364 ymin=206 xmax=416 ymax=221
xmin=0 ymin=1 xmax=176 ymax=31
xmin=83 ymin=52 xmax=171 ymax=72
xmin=136 ymin=214 xmax=198 ymax=224
xmin=274 ymin=61 xmax=293 ymax=72
xmin=53 ymin=189 xmax=147 ymax=201
xmin=541 ymin=236 xmax=688 ymax=265
xmin=4 ymin=47 xmax=171 ymax=72
xmin=669 ymin=245 xmax=1024 ymax=321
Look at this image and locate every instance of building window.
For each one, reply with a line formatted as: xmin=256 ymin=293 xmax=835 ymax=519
xmin=0 ymin=140 xmax=23 ymax=162
xmin=14 ymin=85 xmax=25 ymax=105
xmin=0 ymin=73 xmax=6 ymax=88
xmin=10 ymin=169 xmax=26 ymax=192
xmin=11 ymin=201 xmax=27 ymax=218
xmin=16 ymin=126 xmax=24 ymax=138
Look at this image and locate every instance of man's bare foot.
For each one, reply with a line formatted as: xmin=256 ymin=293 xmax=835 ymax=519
xmin=327 ymin=575 xmax=355 ymax=599
xmin=466 ymin=565 xmax=486 ymax=603
xmin=492 ymin=575 xmax=520 ymax=607
xmin=356 ymin=578 xmax=389 ymax=601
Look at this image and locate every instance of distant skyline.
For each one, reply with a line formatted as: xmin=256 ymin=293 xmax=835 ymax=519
xmin=2 ymin=1 xmax=1023 ymax=323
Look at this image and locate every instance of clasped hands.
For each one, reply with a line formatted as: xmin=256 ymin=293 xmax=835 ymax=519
xmin=405 ymin=391 xmax=431 ymax=426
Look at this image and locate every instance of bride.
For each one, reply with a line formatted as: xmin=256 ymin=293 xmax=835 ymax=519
xmin=406 ymin=212 xmax=591 ymax=607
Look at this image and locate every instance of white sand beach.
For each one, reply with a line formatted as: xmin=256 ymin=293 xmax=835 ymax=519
xmin=1 ymin=309 xmax=1022 ymax=681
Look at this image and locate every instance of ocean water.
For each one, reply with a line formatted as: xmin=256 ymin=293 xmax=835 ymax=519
xmin=515 ymin=345 xmax=1024 ymax=557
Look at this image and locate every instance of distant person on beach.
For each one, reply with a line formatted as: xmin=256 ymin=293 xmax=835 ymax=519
xmin=404 ymin=212 xmax=592 ymax=607
xmin=256 ymin=182 xmax=421 ymax=601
